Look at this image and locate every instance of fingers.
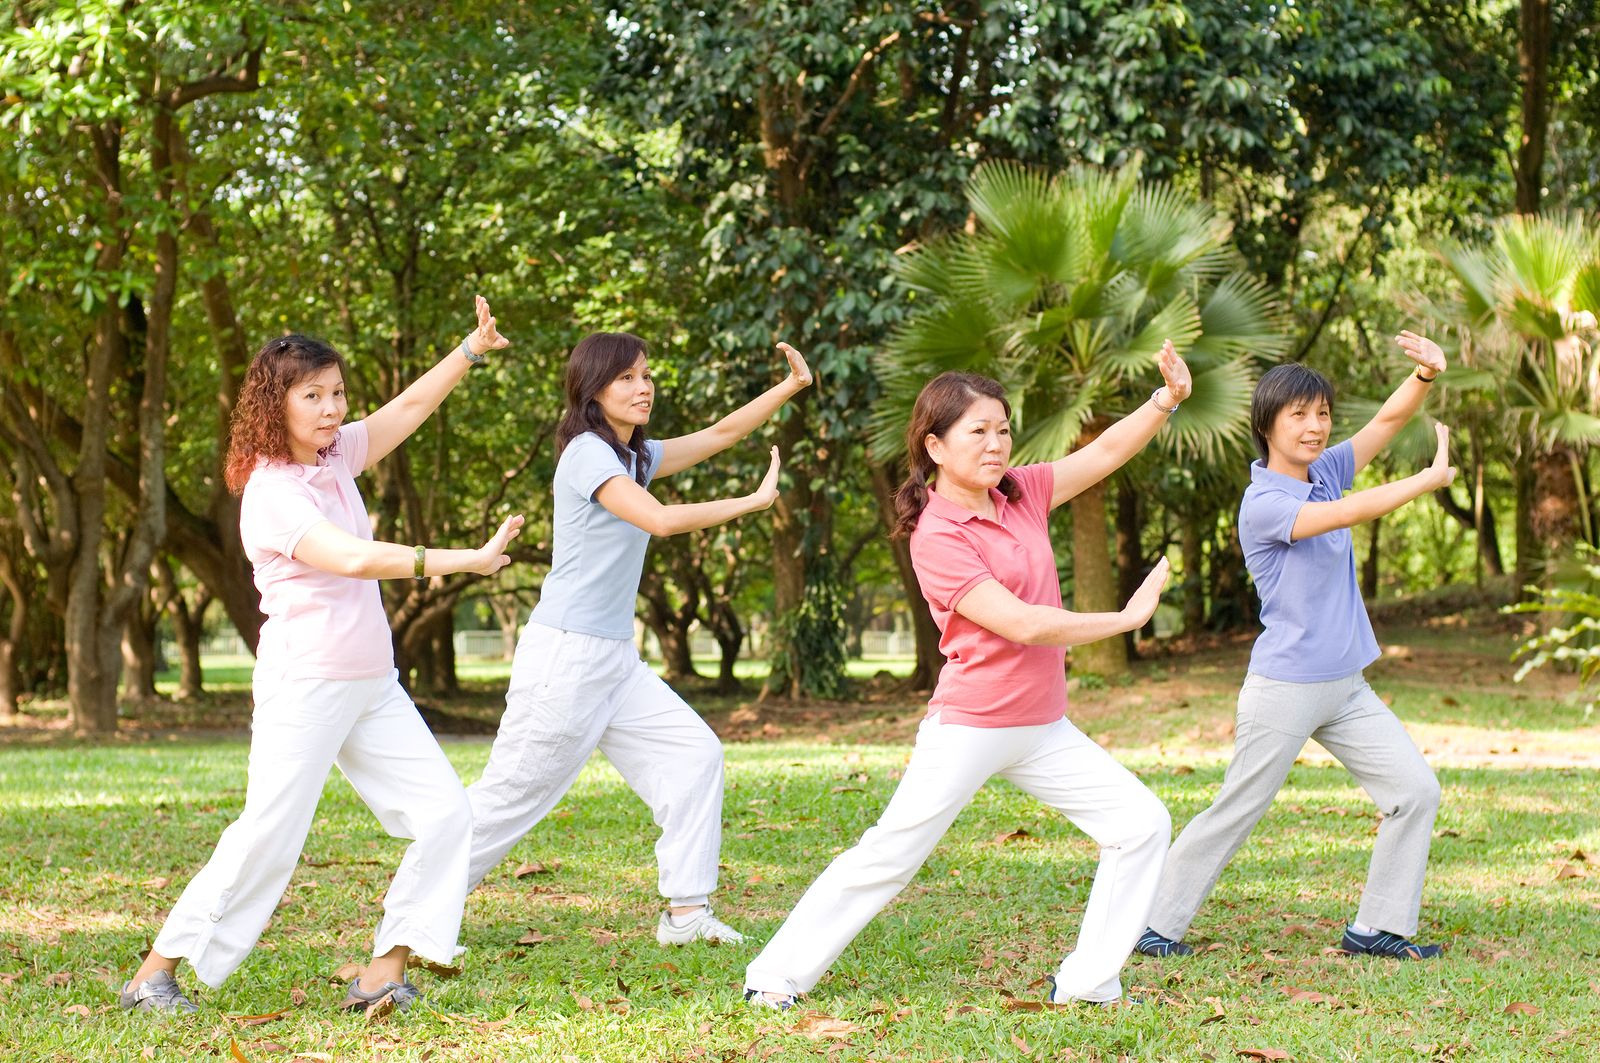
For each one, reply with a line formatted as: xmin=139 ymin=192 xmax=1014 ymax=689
xmin=1146 ymin=556 xmax=1171 ymax=590
xmin=768 ymin=444 xmax=781 ymax=469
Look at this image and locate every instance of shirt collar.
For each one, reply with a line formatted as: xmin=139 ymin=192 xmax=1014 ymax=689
xmin=923 ymin=482 xmax=1012 ymax=525
xmin=1249 ymin=459 xmax=1316 ymax=500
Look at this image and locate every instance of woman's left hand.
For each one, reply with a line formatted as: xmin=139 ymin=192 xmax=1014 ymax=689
xmin=778 ymin=342 xmax=813 ymax=388
xmin=1395 ymin=330 xmax=1445 ymax=375
xmin=1156 ymin=339 xmax=1192 ymax=403
xmin=468 ymin=294 xmax=511 ymax=354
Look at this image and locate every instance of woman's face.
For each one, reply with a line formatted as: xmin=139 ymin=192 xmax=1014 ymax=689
xmin=597 ymin=353 xmax=654 ymax=434
xmin=927 ymin=396 xmax=1012 ymax=490
xmin=1266 ymin=395 xmax=1331 ymax=470
xmin=283 ymin=365 xmax=348 ymax=464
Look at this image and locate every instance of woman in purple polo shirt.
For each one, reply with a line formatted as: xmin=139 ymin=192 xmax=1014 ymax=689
xmin=1138 ymin=331 xmax=1457 ymax=961
xmin=744 ymin=344 xmax=1190 ymax=1009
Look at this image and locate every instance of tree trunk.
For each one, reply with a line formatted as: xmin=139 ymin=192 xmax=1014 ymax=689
xmin=1070 ymin=478 xmax=1125 ymax=677
xmin=1179 ymin=510 xmax=1206 ymax=635
xmin=430 ymin=611 xmax=459 ymax=697
xmin=172 ymin=600 xmax=207 ymax=700
xmin=0 ymin=547 xmax=26 ymax=721
xmin=639 ymin=560 xmax=700 ymax=684
xmin=1516 ymin=0 xmax=1551 ymax=215
xmin=711 ymin=617 xmax=744 ymax=695
xmin=1531 ymin=445 xmax=1580 ymax=573
xmin=868 ymin=460 xmax=943 ymax=690
xmin=1362 ymin=515 xmax=1382 ymax=600
xmin=1514 ymin=449 xmax=1543 ymax=592
xmin=1115 ymin=483 xmax=1145 ymax=660
xmin=490 ymin=595 xmax=523 ymax=659
xmin=121 ymin=607 xmax=160 ymax=704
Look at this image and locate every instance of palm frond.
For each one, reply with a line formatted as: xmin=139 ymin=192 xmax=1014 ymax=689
xmin=1191 ymin=273 xmax=1290 ymax=363
xmin=1154 ymin=360 xmax=1257 ymax=462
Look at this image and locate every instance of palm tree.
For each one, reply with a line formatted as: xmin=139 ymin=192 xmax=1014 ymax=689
xmin=1433 ymin=214 xmax=1600 ymax=583
xmin=873 ymin=160 xmax=1285 ymax=677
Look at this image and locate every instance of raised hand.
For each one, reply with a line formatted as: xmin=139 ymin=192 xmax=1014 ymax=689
xmin=1121 ymin=556 xmax=1171 ymax=630
xmin=777 ymin=342 xmax=813 ymax=388
xmin=476 ymin=513 xmax=525 ymax=575
xmin=470 ymin=294 xmax=511 ymax=353
xmin=1429 ymin=423 xmax=1457 ymax=488
xmin=1156 ymin=339 xmax=1192 ymax=403
xmin=1396 ymin=330 xmax=1445 ymax=375
xmin=751 ymin=446 xmax=782 ymax=509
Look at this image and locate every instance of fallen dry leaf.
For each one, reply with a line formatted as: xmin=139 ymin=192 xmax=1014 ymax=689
xmin=142 ymin=876 xmax=171 ymax=889
xmin=793 ymin=1012 xmax=859 ymax=1040
xmin=62 ymin=1003 xmax=92 ymax=1018
xmin=44 ymin=972 xmax=71 ymax=987
xmin=516 ymin=930 xmax=551 ymax=946
xmin=590 ymin=928 xmax=618 ymax=947
xmin=230 ymin=1039 xmax=252 ymax=1063
xmin=513 ymin=861 xmax=554 ymax=878
xmin=330 ymin=962 xmax=362 ymax=983
xmin=1010 ymin=1033 xmax=1034 ymax=1056
xmin=1503 ymin=1001 xmax=1539 ymax=1016
xmin=406 ymin=956 xmax=463 ymax=978
xmin=289 ymin=987 xmax=307 ymax=1006
xmin=1555 ymin=863 xmax=1587 ymax=880
xmin=231 ymin=1009 xmax=289 ymax=1027
xmin=1200 ymin=998 xmax=1226 ymax=1026
xmin=1237 ymin=1051 xmax=1290 ymax=1062
xmin=992 ymin=828 xmax=1033 ymax=846
xmin=574 ymin=993 xmax=596 ymax=1011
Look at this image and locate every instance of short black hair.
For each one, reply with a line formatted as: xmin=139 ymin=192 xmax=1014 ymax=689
xmin=1251 ymin=363 xmax=1335 ymax=462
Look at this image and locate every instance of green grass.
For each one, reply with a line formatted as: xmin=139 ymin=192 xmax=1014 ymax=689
xmin=7 ymin=616 xmax=1599 ymax=1060
xmin=1 ymin=740 xmax=1596 ymax=1060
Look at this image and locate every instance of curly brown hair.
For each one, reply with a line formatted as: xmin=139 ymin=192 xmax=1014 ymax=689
xmin=224 ymin=335 xmax=349 ymax=494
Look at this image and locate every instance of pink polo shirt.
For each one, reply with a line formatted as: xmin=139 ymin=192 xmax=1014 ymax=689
xmin=238 ymin=420 xmax=394 ymax=680
xmin=909 ymin=461 xmax=1067 ymax=728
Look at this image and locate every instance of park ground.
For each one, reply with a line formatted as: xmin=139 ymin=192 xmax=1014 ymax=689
xmin=1 ymin=606 xmax=1597 ymax=1061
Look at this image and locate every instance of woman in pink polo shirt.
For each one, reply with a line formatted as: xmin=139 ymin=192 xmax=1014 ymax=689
xmin=744 ymin=348 xmax=1190 ymax=1008
xmin=120 ymin=297 xmax=523 ymax=1016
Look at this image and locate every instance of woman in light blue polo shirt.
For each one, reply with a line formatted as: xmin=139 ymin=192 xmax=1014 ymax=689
xmin=466 ymin=331 xmax=811 ymax=945
xmin=1138 ymin=330 xmax=1458 ymax=961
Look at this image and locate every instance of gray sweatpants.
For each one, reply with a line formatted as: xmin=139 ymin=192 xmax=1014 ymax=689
xmin=1148 ymin=670 xmax=1440 ymax=940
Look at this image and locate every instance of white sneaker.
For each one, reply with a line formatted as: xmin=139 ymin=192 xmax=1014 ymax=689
xmin=656 ymin=905 xmax=745 ymax=945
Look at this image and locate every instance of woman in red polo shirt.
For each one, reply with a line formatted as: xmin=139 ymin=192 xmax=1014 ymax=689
xmin=744 ymin=347 xmax=1189 ymax=1007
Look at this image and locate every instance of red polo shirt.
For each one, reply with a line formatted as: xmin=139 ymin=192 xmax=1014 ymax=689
xmin=909 ymin=461 xmax=1068 ymax=728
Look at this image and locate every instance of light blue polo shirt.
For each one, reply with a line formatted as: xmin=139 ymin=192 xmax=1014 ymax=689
xmin=1239 ymin=439 xmax=1380 ymax=683
xmin=529 ymin=432 xmax=665 ymax=641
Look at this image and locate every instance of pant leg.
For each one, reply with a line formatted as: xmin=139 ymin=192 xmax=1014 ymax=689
xmin=152 ymin=674 xmax=359 ymax=988
xmin=743 ymin=715 xmax=1018 ymax=998
xmin=595 ymin=660 xmax=726 ymax=907
xmin=1146 ymin=673 xmax=1330 ymax=941
xmin=998 ymin=720 xmax=1171 ymax=1002
xmin=333 ymin=673 xmax=474 ymax=967
xmin=465 ymin=624 xmax=625 ymax=887
xmin=1311 ymin=675 xmax=1441 ymax=937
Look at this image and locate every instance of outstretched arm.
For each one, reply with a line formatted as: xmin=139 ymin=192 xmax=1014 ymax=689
xmin=595 ymin=446 xmax=781 ymax=537
xmin=363 ymin=295 xmax=511 ymax=468
xmin=1348 ymin=330 xmax=1446 ymax=474
xmin=655 ymin=343 xmax=812 ymax=478
xmin=953 ymin=558 xmax=1171 ymax=646
xmin=1294 ymin=423 xmax=1456 ymax=540
xmin=1050 ymin=341 xmax=1192 ymax=509
xmin=293 ymin=513 xmax=524 ymax=581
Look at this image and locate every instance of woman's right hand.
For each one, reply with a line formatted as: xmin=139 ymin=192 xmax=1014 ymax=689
xmin=1428 ymin=423 xmax=1457 ymax=489
xmin=475 ymin=513 xmax=525 ymax=574
xmin=750 ymin=446 xmax=782 ymax=510
xmin=1120 ymin=557 xmax=1171 ymax=631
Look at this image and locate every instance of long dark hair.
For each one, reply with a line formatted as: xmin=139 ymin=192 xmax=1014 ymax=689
xmin=1250 ymin=363 xmax=1335 ymax=462
xmin=891 ymin=371 xmax=1020 ymax=538
xmin=224 ymin=334 xmax=348 ymax=494
xmin=556 ymin=332 xmax=652 ymax=485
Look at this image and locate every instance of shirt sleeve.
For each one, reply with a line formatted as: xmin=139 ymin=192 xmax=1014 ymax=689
xmin=564 ymin=434 xmax=635 ymax=502
xmin=912 ymin=525 xmax=996 ymax=613
xmin=240 ymin=475 xmax=329 ymax=562
xmin=642 ymin=438 xmax=665 ymax=485
xmin=1315 ymin=440 xmax=1356 ymax=492
xmin=336 ymin=420 xmax=370 ymax=478
xmin=1239 ymin=485 xmax=1306 ymax=549
xmin=1007 ymin=462 xmax=1056 ymax=520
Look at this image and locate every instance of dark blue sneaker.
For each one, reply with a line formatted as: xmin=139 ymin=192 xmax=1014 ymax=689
xmin=1134 ymin=927 xmax=1193 ymax=957
xmin=1340 ymin=926 xmax=1443 ymax=960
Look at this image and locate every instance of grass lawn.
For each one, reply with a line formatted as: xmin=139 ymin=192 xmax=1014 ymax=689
xmin=2 ymin=613 xmax=1598 ymax=1060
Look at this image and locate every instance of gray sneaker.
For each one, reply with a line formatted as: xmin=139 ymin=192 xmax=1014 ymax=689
xmin=340 ymin=978 xmax=421 ymax=1014
xmin=119 ymin=970 xmax=199 ymax=1015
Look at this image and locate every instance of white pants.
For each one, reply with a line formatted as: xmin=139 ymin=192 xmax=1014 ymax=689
xmin=152 ymin=671 xmax=472 ymax=988
xmin=745 ymin=714 xmax=1170 ymax=1003
xmin=466 ymin=623 xmax=725 ymax=906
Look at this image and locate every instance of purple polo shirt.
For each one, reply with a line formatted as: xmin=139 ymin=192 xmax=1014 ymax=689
xmin=1238 ymin=439 xmax=1380 ymax=683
